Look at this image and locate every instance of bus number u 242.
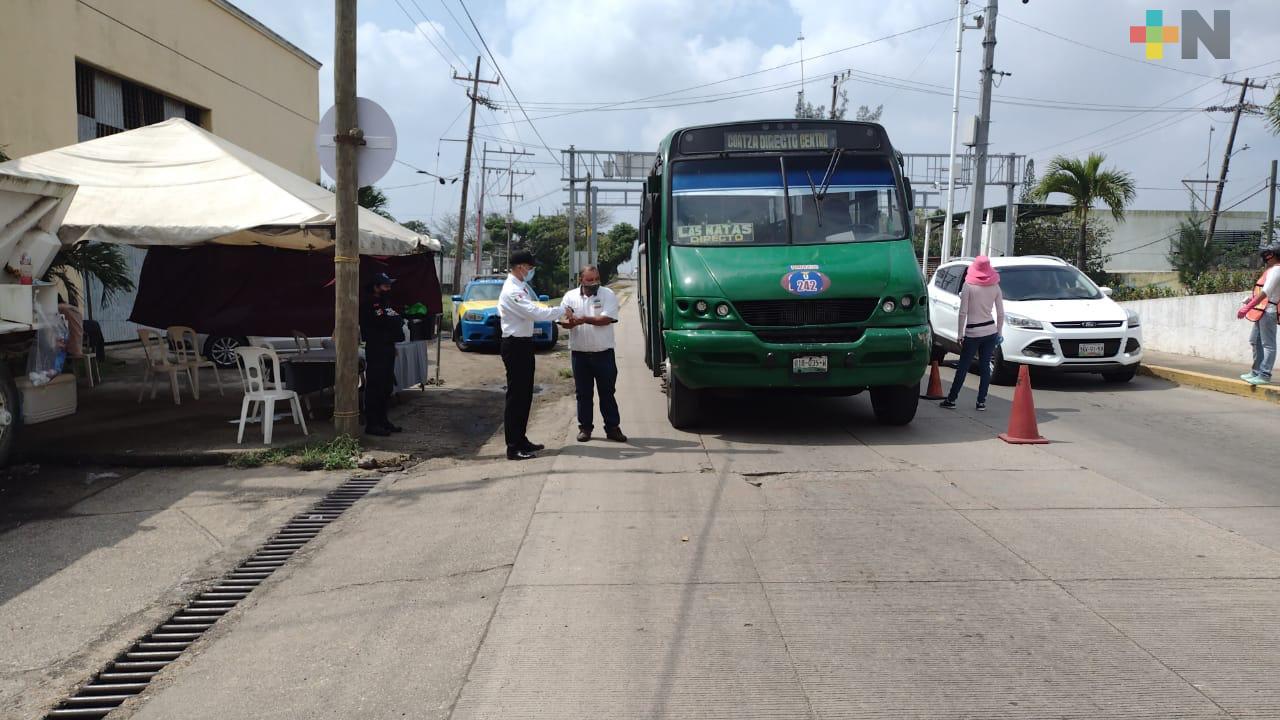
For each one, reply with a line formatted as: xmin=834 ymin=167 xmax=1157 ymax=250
xmin=635 ymin=120 xmax=931 ymax=429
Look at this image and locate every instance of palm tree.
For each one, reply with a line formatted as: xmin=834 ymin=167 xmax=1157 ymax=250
xmin=1032 ymin=153 xmax=1136 ymax=270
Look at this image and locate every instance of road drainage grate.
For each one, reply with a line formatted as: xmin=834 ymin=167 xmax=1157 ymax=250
xmin=43 ymin=476 xmax=381 ymax=719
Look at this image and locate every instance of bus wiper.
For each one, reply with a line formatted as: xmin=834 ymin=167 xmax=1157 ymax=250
xmin=804 ymin=170 xmax=824 ymax=227
xmin=817 ymin=148 xmax=844 ymax=200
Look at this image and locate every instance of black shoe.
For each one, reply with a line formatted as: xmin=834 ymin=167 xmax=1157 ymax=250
xmin=577 ymin=430 xmax=592 ymax=442
xmin=939 ymin=399 xmax=956 ymax=409
xmin=507 ymin=448 xmax=536 ymax=461
xmin=522 ymin=441 xmax=545 ymax=452
xmin=365 ymin=426 xmax=392 ymax=437
xmin=975 ymin=401 xmax=987 ymax=411
xmin=604 ymin=427 xmax=627 ymax=442
xmin=385 ymin=423 xmax=404 ymax=433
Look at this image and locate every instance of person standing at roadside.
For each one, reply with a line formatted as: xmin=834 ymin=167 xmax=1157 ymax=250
xmin=499 ymin=250 xmax=571 ymax=461
xmin=360 ymin=272 xmax=404 ymax=436
xmin=560 ymin=266 xmax=626 ymax=443
xmin=941 ymin=255 xmax=1006 ymax=411
xmin=1242 ymin=245 xmax=1280 ymax=385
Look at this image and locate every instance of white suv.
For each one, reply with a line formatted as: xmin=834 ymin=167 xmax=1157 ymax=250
xmin=928 ymin=256 xmax=1143 ymax=384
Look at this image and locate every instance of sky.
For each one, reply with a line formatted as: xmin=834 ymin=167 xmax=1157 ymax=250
xmin=234 ymin=0 xmax=1280 ymax=234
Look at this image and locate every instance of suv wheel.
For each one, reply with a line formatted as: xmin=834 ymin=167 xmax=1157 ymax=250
xmin=991 ymin=347 xmax=1019 ymax=386
xmin=1102 ymin=365 xmax=1138 ymax=383
xmin=453 ymin=325 xmax=471 ymax=352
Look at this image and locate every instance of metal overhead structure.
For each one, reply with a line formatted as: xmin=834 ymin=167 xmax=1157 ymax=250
xmin=556 ymin=146 xmax=1024 ymax=270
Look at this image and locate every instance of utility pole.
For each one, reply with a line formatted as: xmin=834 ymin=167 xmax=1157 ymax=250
xmin=474 ymin=142 xmax=487 ymax=279
xmin=1267 ymin=159 xmax=1277 ymax=247
xmin=452 ymin=56 xmax=499 ymax=291
xmin=332 ymin=0 xmax=359 ymax=437
xmin=501 ymin=162 xmax=534 ymax=269
xmin=966 ymin=0 xmax=999 ymax=257
xmin=567 ymin=146 xmax=577 ymax=274
xmin=1205 ymin=76 xmax=1268 ymax=248
xmin=942 ymin=0 xmax=971 ymax=263
xmin=584 ymin=174 xmax=593 ymax=265
xmin=829 ymin=70 xmax=851 ymax=119
xmin=482 ymin=147 xmax=533 ymax=270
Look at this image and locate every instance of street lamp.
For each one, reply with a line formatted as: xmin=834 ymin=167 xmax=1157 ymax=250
xmin=416 ymin=169 xmax=458 ymax=185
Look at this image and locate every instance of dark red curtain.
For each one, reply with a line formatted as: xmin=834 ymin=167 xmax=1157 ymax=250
xmin=130 ymin=245 xmax=441 ymax=337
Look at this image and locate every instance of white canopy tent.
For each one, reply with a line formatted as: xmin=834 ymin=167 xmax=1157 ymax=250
xmin=0 ymin=118 xmax=438 ymax=256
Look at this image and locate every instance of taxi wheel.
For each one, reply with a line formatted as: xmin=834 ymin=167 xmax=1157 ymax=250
xmin=452 ymin=326 xmax=471 ymax=352
xmin=869 ymin=384 xmax=918 ymax=426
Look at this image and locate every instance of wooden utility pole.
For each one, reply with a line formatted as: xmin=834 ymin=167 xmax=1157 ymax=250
xmin=1267 ymin=159 xmax=1278 ymax=247
xmin=1205 ymin=76 xmax=1268 ymax=247
xmin=332 ymin=0 xmax=360 ymax=437
xmin=452 ymin=57 xmax=499 ymax=291
xmin=474 ymin=142 xmax=487 ymax=278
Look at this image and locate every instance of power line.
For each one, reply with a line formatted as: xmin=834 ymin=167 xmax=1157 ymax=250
xmin=1002 ymin=15 xmax=1218 ymax=80
xmin=391 ymin=0 xmax=461 ymax=71
xmin=457 ymin=0 xmax=565 ymax=172
xmin=407 ymin=0 xmax=470 ymax=67
xmin=74 ymin=0 xmax=314 ymax=123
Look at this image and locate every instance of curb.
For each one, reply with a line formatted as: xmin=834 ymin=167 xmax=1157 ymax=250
xmin=1140 ymin=364 xmax=1280 ymax=405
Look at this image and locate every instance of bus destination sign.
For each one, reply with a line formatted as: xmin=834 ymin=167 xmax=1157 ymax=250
xmin=724 ymin=129 xmax=836 ymax=152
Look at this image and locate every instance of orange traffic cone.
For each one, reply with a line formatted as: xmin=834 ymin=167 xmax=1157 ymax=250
xmin=920 ymin=361 xmax=945 ymax=400
xmin=999 ymin=365 xmax=1048 ymax=445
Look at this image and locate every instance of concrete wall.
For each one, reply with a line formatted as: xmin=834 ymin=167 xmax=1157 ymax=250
xmin=0 ymin=0 xmax=319 ymax=179
xmin=1094 ymin=209 xmax=1266 ymax=274
xmin=1120 ymin=292 xmax=1254 ymax=365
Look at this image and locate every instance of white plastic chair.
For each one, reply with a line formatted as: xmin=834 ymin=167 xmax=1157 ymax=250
xmin=138 ymin=328 xmax=194 ymax=405
xmin=168 ymin=325 xmax=224 ymax=399
xmin=234 ymin=346 xmax=308 ymax=444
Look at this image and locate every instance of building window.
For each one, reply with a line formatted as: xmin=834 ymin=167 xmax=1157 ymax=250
xmin=74 ymin=61 xmax=206 ymax=142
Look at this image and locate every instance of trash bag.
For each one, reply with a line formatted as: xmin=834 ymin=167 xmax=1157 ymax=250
xmin=27 ymin=303 xmax=68 ymax=386
xmin=404 ymin=302 xmax=429 ymax=317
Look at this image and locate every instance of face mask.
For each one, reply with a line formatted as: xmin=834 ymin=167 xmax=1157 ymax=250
xmin=524 ymin=268 xmax=536 ymax=283
xmin=582 ymin=282 xmax=600 ymax=296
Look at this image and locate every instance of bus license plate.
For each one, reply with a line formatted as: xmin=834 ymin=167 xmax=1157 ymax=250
xmin=792 ymin=354 xmax=828 ymax=374
xmin=1078 ymin=342 xmax=1105 ymax=357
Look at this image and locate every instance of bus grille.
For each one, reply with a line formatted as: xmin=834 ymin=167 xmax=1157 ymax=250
xmin=735 ymin=299 xmax=878 ymax=326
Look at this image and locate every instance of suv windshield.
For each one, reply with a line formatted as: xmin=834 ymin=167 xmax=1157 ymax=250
xmin=670 ymin=154 xmax=905 ymax=246
xmin=464 ymin=283 xmax=503 ymax=302
xmin=998 ymin=265 xmax=1102 ymax=301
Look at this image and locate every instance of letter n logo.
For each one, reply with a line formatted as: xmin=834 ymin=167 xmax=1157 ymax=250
xmin=1182 ymin=10 xmax=1230 ymax=59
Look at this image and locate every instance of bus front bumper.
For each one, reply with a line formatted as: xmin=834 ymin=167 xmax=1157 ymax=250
xmin=664 ymin=326 xmax=931 ymax=390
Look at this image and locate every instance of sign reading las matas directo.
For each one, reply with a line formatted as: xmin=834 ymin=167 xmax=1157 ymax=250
xmin=678 ymin=223 xmax=755 ymax=244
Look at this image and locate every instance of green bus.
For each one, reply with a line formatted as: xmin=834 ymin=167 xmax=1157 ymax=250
xmin=636 ymin=119 xmax=930 ymax=428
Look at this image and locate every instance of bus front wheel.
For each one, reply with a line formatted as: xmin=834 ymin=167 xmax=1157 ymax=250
xmin=870 ymin=384 xmax=919 ymax=426
xmin=665 ymin=363 xmax=700 ymax=430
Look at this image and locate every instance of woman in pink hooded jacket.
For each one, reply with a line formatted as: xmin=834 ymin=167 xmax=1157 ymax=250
xmin=941 ymin=256 xmax=1005 ymax=411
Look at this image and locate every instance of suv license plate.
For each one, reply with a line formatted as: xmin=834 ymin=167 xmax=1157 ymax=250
xmin=1078 ymin=342 xmax=1106 ymax=357
xmin=792 ymin=355 xmax=828 ymax=374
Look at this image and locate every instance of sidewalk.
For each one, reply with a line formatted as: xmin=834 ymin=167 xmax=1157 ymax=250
xmin=1140 ymin=349 xmax=1280 ymax=405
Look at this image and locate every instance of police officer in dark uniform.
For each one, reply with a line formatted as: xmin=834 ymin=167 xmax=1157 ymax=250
xmin=360 ymin=272 xmax=404 ymax=436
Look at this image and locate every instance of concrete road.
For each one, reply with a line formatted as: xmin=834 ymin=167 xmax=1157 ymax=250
xmin=119 ymin=304 xmax=1279 ymax=719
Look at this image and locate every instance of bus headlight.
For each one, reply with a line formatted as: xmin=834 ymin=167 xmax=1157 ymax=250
xmin=900 ymin=295 xmax=913 ymax=308
xmin=715 ymin=303 xmax=731 ymax=318
xmin=694 ymin=300 xmax=709 ymax=315
xmin=882 ymin=299 xmax=897 ymax=313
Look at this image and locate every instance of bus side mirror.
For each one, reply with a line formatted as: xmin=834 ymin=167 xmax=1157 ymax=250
xmin=903 ymin=178 xmax=915 ymax=212
xmin=647 ymin=175 xmax=661 ymax=193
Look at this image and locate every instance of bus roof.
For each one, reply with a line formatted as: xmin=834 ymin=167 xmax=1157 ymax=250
xmin=657 ymin=119 xmax=892 ymax=161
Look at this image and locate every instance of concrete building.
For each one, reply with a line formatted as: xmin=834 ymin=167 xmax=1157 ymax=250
xmin=0 ymin=0 xmax=320 ymax=179
xmin=0 ymin=0 xmax=321 ymax=340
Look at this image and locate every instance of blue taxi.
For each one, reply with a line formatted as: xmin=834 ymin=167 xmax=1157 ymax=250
xmin=451 ymin=276 xmax=559 ymax=351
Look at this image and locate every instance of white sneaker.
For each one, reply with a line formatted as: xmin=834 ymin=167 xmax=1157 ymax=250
xmin=1241 ymin=372 xmax=1258 ymax=381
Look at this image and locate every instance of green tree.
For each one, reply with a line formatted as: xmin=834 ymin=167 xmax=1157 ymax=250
xmin=597 ymin=223 xmax=637 ymax=284
xmin=1032 ymin=153 xmax=1136 ymax=271
xmin=1019 ymin=159 xmax=1036 ymax=203
xmin=1014 ymin=214 xmax=1112 ymax=281
xmin=1267 ymin=89 xmax=1280 ymax=136
xmin=46 ymin=242 xmax=136 ymax=307
xmin=358 ymin=186 xmax=394 ymax=220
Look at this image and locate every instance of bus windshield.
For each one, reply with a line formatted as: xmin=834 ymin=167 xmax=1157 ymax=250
xmin=670 ymin=154 xmax=906 ymax=246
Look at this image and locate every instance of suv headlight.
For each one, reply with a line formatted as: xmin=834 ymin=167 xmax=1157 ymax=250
xmin=1006 ymin=314 xmax=1043 ymax=330
xmin=463 ymin=310 xmax=486 ymax=322
xmin=1126 ymin=309 xmax=1140 ymax=328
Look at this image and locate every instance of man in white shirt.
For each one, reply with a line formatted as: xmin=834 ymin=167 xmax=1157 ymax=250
xmin=1245 ymin=245 xmax=1280 ymax=385
xmin=560 ymin=266 xmax=626 ymax=442
xmin=498 ymin=250 xmax=571 ymax=460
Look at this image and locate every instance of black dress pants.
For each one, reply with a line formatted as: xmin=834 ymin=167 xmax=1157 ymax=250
xmin=364 ymin=343 xmax=396 ymax=430
xmin=501 ymin=336 xmax=535 ymax=450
